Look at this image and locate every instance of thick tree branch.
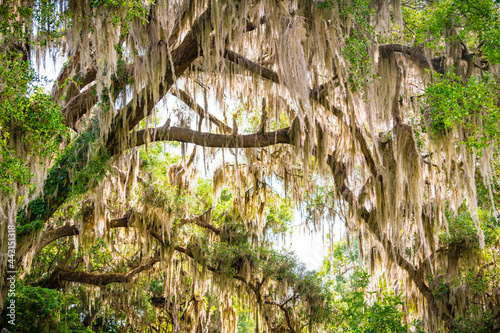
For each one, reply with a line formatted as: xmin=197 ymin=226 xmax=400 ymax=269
xmin=379 ymin=44 xmax=446 ymax=73
xmin=36 ymin=225 xmax=79 ymax=254
xmin=265 ymin=299 xmax=296 ymax=332
xmin=56 ymin=1 xmax=201 ymax=129
xmin=82 ymin=307 xmax=100 ymax=327
xmin=35 ymin=208 xmax=217 ymax=254
xmin=51 ymin=47 xmax=99 ymax=130
xmin=54 ymin=5 xmax=215 ymax=134
xmin=124 ymin=126 xmax=291 ymax=153
xmin=52 ymin=49 xmax=81 ymax=101
xmin=52 ymin=49 xmax=97 ymax=105
xmin=224 ymin=48 xmax=280 ymax=83
xmin=44 ymin=255 xmax=160 ymax=289
xmin=109 ymin=211 xmax=134 ymax=228
xmin=106 ymin=7 xmax=213 ymax=149
xmin=17 ymin=6 xmax=215 ymax=254
xmin=62 ymin=85 xmax=98 ymax=129
xmin=35 ymin=213 xmax=133 ymax=255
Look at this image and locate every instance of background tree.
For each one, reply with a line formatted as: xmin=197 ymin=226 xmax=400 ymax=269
xmin=1 ymin=0 xmax=499 ymax=331
xmin=318 ymin=239 xmax=410 ymax=332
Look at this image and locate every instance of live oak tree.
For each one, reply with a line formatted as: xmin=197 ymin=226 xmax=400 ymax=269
xmin=1 ymin=0 xmax=500 ymax=332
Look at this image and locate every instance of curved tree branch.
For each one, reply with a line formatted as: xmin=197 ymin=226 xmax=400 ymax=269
xmin=44 ymin=255 xmax=160 ymax=289
xmin=379 ymin=44 xmax=448 ymax=74
xmin=62 ymin=85 xmax=98 ymax=129
xmin=36 ymin=225 xmax=79 ymax=255
xmin=265 ymin=299 xmax=296 ymax=332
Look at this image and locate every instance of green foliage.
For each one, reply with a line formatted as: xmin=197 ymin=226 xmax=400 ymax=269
xmin=0 ymin=4 xmax=31 ymax=43
xmin=140 ymin=178 xmax=190 ymax=216
xmin=266 ymin=200 xmax=293 ymax=234
xmin=16 ymin=120 xmax=109 ymax=235
xmin=245 ymin=103 xmax=291 ymax=133
xmin=319 ymin=0 xmax=375 ymax=91
xmin=463 ymin=268 xmax=489 ymax=295
xmin=439 ymin=206 xmax=500 ymax=247
xmin=426 ymin=274 xmax=450 ymax=300
xmin=236 ymin=312 xmax=255 ymax=333
xmin=88 ymin=238 xmax=115 ymax=272
xmin=139 ymin=143 xmax=180 ymax=181
xmin=0 ymin=284 xmax=92 ymax=333
xmin=149 ymin=277 xmax=164 ymax=296
xmin=453 ymin=305 xmax=496 ymax=333
xmin=71 ymin=147 xmax=111 ymax=197
xmin=90 ymin=0 xmax=152 ymax=36
xmin=405 ymin=0 xmax=500 ymax=64
xmin=0 ymin=148 xmax=31 ymax=195
xmin=24 ymin=238 xmax=74 ymax=284
xmin=320 ymin=240 xmax=412 ymax=332
xmin=0 ymin=53 xmax=68 ymax=195
xmin=439 ymin=208 xmax=480 ymax=245
xmin=342 ymin=33 xmax=373 ymax=91
xmin=425 ymin=70 xmax=500 ymax=150
xmin=303 ymin=184 xmax=336 ymax=225
xmin=429 ymin=202 xmax=500 ymax=331
xmin=328 ymin=268 xmax=409 ymax=332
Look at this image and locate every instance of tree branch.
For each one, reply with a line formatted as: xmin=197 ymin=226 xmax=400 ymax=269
xmin=178 ymin=209 xmax=220 ymax=234
xmin=106 ymin=7 xmax=213 ymax=150
xmin=62 ymin=85 xmax=98 ymax=130
xmin=326 ymin=152 xmax=456 ymax=329
xmin=124 ymin=126 xmax=291 ymax=153
xmin=44 ymin=255 xmax=160 ymax=289
xmin=171 ymin=89 xmax=232 ymax=133
xmin=35 ymin=225 xmax=79 ymax=255
xmin=379 ymin=44 xmax=446 ymax=73
xmin=35 ymin=212 xmax=133 ymax=255
xmin=34 ymin=208 xmax=217 ymax=254
xmin=265 ymin=298 xmax=296 ymax=332
xmin=171 ymin=244 xmax=259 ymax=296
xmin=16 ymin=7 xmax=219 ymax=267
xmin=223 ymin=48 xmax=379 ymax=179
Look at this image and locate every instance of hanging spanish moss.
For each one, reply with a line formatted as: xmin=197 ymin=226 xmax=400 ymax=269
xmin=2 ymin=0 xmax=500 ymax=331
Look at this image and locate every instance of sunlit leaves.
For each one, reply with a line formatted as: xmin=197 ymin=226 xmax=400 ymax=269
xmin=90 ymin=0 xmax=152 ymax=35
xmin=405 ymin=0 xmax=500 ymax=63
xmin=319 ymin=0 xmax=375 ymax=90
xmin=320 ymin=241 xmax=409 ymax=332
xmin=438 ymin=206 xmax=500 ymax=247
xmin=0 ymin=284 xmax=92 ymax=332
xmin=425 ymin=70 xmax=500 ymax=151
xmin=0 ymin=54 xmax=67 ymax=194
